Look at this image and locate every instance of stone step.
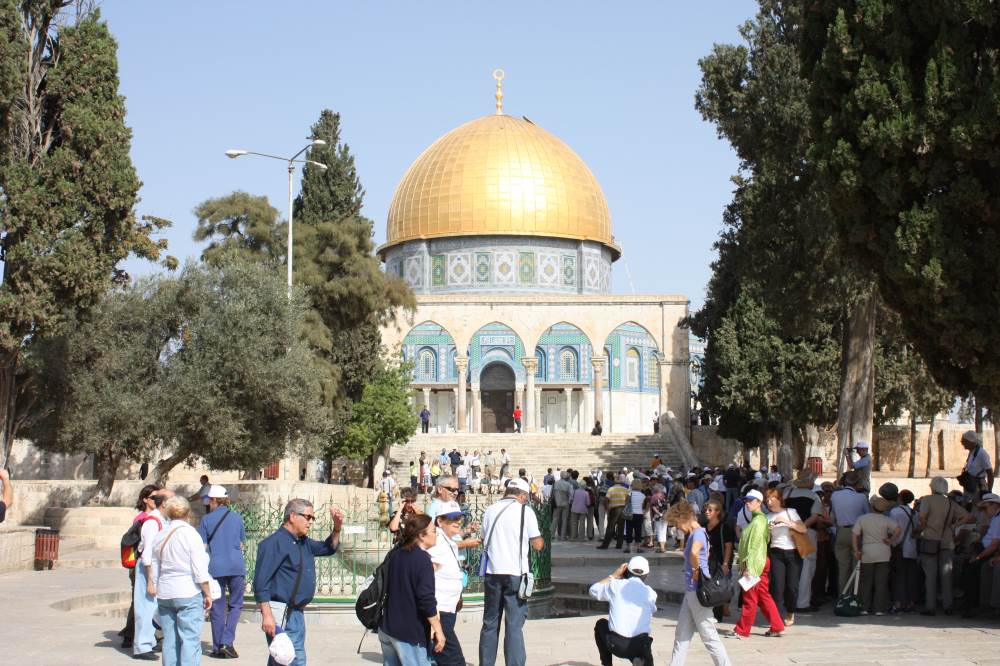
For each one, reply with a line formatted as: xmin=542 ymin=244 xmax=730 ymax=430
xmin=59 ymin=537 xmax=97 ymax=555
xmin=55 ymin=548 xmax=121 ymax=570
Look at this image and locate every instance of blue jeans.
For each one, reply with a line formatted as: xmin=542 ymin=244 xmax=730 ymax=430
xmin=266 ymin=606 xmax=306 ymax=666
xmin=479 ymin=574 xmax=528 ymax=666
xmin=133 ymin=565 xmax=159 ymax=655
xmin=210 ymin=575 xmax=245 ymax=650
xmin=159 ymin=594 xmax=205 ymax=666
xmin=378 ymin=630 xmax=432 ymax=666
xmin=434 ymin=612 xmax=465 ymax=666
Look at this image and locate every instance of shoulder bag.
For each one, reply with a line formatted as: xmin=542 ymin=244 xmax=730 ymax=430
xmin=516 ymin=503 xmax=535 ymax=600
xmin=697 ymin=528 xmax=734 ymax=608
xmin=918 ymin=500 xmax=953 ymax=556
xmin=787 ymin=511 xmax=816 ymax=558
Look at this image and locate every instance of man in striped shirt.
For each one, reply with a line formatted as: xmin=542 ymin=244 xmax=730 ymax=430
xmin=597 ymin=479 xmax=630 ymax=550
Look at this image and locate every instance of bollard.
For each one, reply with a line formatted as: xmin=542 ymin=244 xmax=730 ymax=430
xmin=34 ymin=528 xmax=60 ymax=571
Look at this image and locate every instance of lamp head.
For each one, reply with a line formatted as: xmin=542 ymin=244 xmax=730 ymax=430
xmin=311 ymin=139 xmax=326 ymax=146
xmin=306 ymin=160 xmax=328 ymax=170
xmin=224 ymin=149 xmax=248 ymax=158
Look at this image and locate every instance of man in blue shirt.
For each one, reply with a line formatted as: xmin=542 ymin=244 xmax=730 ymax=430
xmin=254 ymin=499 xmax=344 ymax=665
xmin=197 ymin=485 xmax=246 ymax=659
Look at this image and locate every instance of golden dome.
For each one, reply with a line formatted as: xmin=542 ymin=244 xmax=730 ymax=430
xmin=381 ymin=114 xmax=618 ymax=259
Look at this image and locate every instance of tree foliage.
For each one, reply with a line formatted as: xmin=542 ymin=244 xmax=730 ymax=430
xmin=0 ymin=3 xmax=170 ymax=464
xmin=802 ymin=1 xmax=1000 ymax=405
xmin=26 ymin=255 xmax=331 ymax=498
xmin=193 ymin=191 xmax=284 ymax=266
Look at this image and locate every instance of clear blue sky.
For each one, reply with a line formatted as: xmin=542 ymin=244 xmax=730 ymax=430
xmin=105 ymin=1 xmax=758 ymax=310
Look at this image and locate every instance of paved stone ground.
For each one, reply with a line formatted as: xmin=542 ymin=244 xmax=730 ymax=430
xmin=7 ymin=559 xmax=1000 ymax=666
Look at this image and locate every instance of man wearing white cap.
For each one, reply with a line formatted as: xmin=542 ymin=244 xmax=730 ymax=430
xmin=197 ymin=485 xmax=246 ymax=659
xmin=844 ymin=441 xmax=872 ymax=492
xmin=960 ymin=430 xmax=994 ymax=495
xmin=589 ymin=556 xmax=657 ymax=666
xmin=478 ymin=477 xmax=545 ymax=666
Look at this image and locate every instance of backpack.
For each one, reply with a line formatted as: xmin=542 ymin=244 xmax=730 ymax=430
xmin=120 ymin=513 xmax=162 ymax=569
xmin=355 ymin=546 xmax=399 ymax=633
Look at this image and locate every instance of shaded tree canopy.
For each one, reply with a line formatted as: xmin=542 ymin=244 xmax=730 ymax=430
xmin=802 ymin=1 xmax=1000 ymax=405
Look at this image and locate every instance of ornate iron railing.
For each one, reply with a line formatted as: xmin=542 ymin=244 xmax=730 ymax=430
xmin=239 ymin=491 xmax=552 ymax=601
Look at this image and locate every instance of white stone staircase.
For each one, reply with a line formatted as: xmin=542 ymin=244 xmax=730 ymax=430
xmin=387 ymin=432 xmax=687 ymax=480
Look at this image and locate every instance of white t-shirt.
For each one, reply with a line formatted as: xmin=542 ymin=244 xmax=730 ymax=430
xmin=427 ymin=528 xmax=464 ymax=613
xmin=378 ymin=477 xmax=397 ymax=495
xmin=456 ymin=464 xmax=469 ymax=480
xmin=197 ymin=484 xmax=211 ymax=506
xmin=480 ymin=498 xmax=541 ymax=576
xmin=138 ymin=509 xmax=165 ymax=567
xmin=469 ymin=455 xmax=480 ymax=468
xmin=588 ymin=577 xmax=658 ymax=637
xmin=890 ymin=505 xmax=918 ymax=559
xmin=767 ymin=508 xmax=802 ymax=550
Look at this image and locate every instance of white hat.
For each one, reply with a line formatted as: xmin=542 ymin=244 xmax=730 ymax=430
xmin=854 ymin=441 xmax=869 ymax=449
xmin=507 ymin=478 xmax=530 ymax=493
xmin=435 ymin=500 xmax=465 ymax=519
xmin=627 ymin=555 xmax=650 ymax=576
xmin=981 ymin=493 xmax=1000 ymax=506
xmin=268 ymin=628 xmax=296 ymax=665
xmin=207 ymin=485 xmax=228 ymax=499
xmin=709 ymin=481 xmax=722 ymax=492
xmin=743 ymin=489 xmax=764 ymax=503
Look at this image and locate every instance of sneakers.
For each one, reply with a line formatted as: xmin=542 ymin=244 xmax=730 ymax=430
xmin=764 ymin=630 xmax=783 ymax=638
xmin=133 ymin=653 xmax=158 ymax=661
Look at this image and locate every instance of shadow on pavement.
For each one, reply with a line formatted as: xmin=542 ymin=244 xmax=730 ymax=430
xmin=95 ymin=629 xmax=130 ymax=654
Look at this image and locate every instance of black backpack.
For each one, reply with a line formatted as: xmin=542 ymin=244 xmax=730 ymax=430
xmin=356 ymin=546 xmax=398 ymax=633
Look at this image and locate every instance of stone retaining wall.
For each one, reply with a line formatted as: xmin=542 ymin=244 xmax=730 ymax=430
xmin=0 ymin=528 xmax=38 ymax=573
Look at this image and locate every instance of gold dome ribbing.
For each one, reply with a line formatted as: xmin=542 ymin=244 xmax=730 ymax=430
xmin=381 ymin=114 xmax=617 ymax=258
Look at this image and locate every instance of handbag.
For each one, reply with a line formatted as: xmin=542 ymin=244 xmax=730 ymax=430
xmin=791 ymin=527 xmax=816 ymax=558
xmin=834 ymin=563 xmax=862 ymax=617
xmin=697 ymin=528 xmax=734 ymax=608
xmin=515 ymin=503 xmax=535 ymax=600
xmin=917 ymin=501 xmax=953 ymax=556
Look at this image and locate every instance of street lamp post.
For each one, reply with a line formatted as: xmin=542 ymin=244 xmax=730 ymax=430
xmin=225 ymin=141 xmax=327 ymax=298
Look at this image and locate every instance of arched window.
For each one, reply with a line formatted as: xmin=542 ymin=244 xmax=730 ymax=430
xmin=534 ymin=348 xmax=546 ymax=380
xmin=626 ymin=348 xmax=640 ymax=388
xmin=416 ymin=347 xmax=437 ymax=382
xmin=559 ymin=347 xmax=578 ymax=381
xmin=645 ymin=352 xmax=660 ymax=389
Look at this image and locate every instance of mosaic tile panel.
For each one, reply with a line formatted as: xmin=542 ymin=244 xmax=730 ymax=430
xmin=431 ymin=255 xmax=446 ymax=287
xmin=584 ymin=255 xmax=600 ymax=290
xmin=495 ymin=251 xmax=516 ymax=284
xmin=404 ymin=255 xmax=424 ymax=287
xmin=447 ymin=253 xmax=472 ymax=285
xmin=474 ymin=253 xmax=491 ymax=284
xmin=518 ymin=251 xmax=535 ymax=284
xmin=538 ymin=253 xmax=559 ymax=286
xmin=561 ymin=255 xmax=576 ymax=287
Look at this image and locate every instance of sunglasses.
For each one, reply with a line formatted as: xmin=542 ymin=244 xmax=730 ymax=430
xmin=443 ymin=487 xmax=460 ymax=493
xmin=296 ymin=512 xmax=316 ymax=522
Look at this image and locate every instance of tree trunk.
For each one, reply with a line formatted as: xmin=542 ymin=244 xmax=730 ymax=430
xmin=0 ymin=350 xmax=18 ymax=469
xmin=925 ymin=414 xmax=936 ymax=477
xmin=976 ymin=399 xmax=984 ymax=434
xmin=908 ymin=413 xmax=917 ymax=478
xmin=88 ymin=446 xmax=122 ymax=505
xmin=152 ymin=448 xmax=190 ymax=486
xmin=836 ymin=292 xmax=877 ymax=476
xmin=778 ymin=420 xmax=794 ymax=481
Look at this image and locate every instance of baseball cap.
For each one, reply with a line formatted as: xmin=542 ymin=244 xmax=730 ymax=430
xmin=269 ymin=627 xmax=295 ymax=665
xmin=207 ymin=485 xmax=228 ymax=499
xmin=980 ymin=493 xmax=1000 ymax=506
xmin=627 ymin=555 xmax=650 ymax=576
xmin=507 ymin=478 xmax=530 ymax=493
xmin=435 ymin=500 xmax=465 ymax=519
xmin=743 ymin=489 xmax=764 ymax=503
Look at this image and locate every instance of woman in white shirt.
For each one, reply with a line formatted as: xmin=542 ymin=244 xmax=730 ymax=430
xmin=426 ymin=502 xmax=469 ymax=666
xmin=764 ymin=488 xmax=806 ymax=627
xmin=149 ymin=496 xmax=212 ymax=666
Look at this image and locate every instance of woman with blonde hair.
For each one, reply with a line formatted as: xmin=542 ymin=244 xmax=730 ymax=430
xmin=665 ymin=500 xmax=731 ymax=665
xmin=149 ymin=495 xmax=212 ymax=665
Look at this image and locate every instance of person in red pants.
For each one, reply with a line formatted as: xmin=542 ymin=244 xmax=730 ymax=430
xmin=733 ymin=490 xmax=786 ymax=638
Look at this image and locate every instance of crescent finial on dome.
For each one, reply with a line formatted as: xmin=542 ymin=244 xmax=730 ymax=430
xmin=493 ymin=68 xmax=505 ymax=115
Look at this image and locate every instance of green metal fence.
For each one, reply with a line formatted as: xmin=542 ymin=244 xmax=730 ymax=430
xmin=239 ymin=491 xmax=552 ymax=603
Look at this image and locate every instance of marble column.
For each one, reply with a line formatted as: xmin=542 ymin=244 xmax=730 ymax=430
xmin=563 ymin=388 xmax=572 ymax=433
xmin=535 ymin=388 xmax=543 ymax=433
xmin=591 ymin=357 xmax=606 ymax=430
xmin=521 ymin=357 xmax=537 ymax=432
xmin=658 ymin=360 xmax=671 ymax=434
xmin=422 ymin=387 xmax=432 ymax=432
xmin=455 ymin=356 xmax=469 ymax=432
xmin=472 ymin=388 xmax=482 ymax=433
xmin=451 ymin=388 xmax=459 ymax=433
xmin=582 ymin=388 xmax=593 ymax=433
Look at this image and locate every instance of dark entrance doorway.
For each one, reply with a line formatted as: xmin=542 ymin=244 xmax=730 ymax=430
xmin=480 ymin=362 xmax=515 ymax=433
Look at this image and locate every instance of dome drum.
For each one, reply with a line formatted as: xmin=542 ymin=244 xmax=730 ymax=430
xmin=384 ymin=235 xmax=612 ymax=295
